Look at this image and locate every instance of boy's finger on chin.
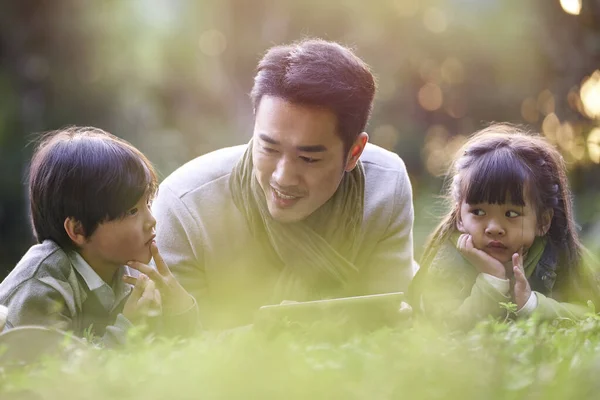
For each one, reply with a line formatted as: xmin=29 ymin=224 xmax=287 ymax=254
xmin=127 ymin=260 xmax=161 ymax=282
xmin=151 ymin=241 xmax=169 ymax=274
xmin=122 ymin=275 xmax=137 ymax=286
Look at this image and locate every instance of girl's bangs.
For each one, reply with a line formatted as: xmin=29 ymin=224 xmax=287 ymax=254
xmin=461 ymin=149 xmax=530 ymax=206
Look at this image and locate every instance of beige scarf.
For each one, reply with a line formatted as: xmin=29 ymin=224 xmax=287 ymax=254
xmin=229 ymin=139 xmax=365 ymax=302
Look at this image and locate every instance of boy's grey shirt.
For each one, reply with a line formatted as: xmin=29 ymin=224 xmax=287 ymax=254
xmin=0 ymin=240 xmax=135 ymax=345
xmin=0 ymin=240 xmax=200 ymax=345
xmin=152 ymin=142 xmax=418 ymax=329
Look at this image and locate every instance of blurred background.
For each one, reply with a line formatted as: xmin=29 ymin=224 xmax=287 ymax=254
xmin=0 ymin=0 xmax=599 ymax=278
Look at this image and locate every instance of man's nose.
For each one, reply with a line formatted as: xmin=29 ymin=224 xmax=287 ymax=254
xmin=272 ymin=157 xmax=300 ymax=188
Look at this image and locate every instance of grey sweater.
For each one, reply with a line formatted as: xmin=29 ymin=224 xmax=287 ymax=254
xmin=152 ymin=143 xmax=418 ymax=329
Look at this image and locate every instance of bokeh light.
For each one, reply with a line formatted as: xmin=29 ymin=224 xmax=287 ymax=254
xmin=521 ymin=97 xmax=539 ymax=123
xmin=560 ymin=0 xmax=582 ymax=15
xmin=418 ymin=83 xmax=443 ymax=111
xmin=580 ymin=71 xmax=600 ymax=119
xmin=588 ymin=128 xmax=600 ymax=164
xmin=537 ymin=90 xmax=555 ymax=116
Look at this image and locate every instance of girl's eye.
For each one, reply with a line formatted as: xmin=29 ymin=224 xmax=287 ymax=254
xmin=506 ymin=210 xmax=520 ymax=218
xmin=127 ymin=207 xmax=138 ymax=216
xmin=470 ymin=209 xmax=485 ymax=216
xmin=300 ymin=156 xmax=320 ymax=164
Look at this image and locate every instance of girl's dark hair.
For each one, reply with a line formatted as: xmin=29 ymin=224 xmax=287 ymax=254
xmin=28 ymin=126 xmax=158 ymax=250
xmin=250 ymin=38 xmax=376 ymax=154
xmin=421 ymin=124 xmax=581 ymax=274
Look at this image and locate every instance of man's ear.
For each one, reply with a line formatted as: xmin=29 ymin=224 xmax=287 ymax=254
xmin=64 ymin=217 xmax=87 ymax=247
xmin=537 ymin=209 xmax=554 ymax=236
xmin=345 ymin=132 xmax=369 ymax=172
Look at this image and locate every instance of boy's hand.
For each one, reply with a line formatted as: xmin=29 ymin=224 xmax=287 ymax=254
xmin=127 ymin=241 xmax=194 ymax=314
xmin=457 ymin=234 xmax=507 ymax=279
xmin=122 ymin=274 xmax=162 ymax=323
xmin=512 ymin=252 xmax=531 ymax=310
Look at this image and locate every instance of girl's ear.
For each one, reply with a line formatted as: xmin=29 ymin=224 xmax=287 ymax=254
xmin=537 ymin=209 xmax=554 ymax=236
xmin=456 ymin=204 xmax=466 ymax=233
xmin=64 ymin=217 xmax=87 ymax=247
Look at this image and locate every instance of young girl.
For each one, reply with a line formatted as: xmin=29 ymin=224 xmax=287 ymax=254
xmin=410 ymin=124 xmax=599 ymax=330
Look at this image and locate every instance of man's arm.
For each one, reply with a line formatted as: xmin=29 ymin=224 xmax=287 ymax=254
xmin=360 ymin=160 xmax=418 ymax=295
xmin=152 ymin=184 xmax=207 ymax=323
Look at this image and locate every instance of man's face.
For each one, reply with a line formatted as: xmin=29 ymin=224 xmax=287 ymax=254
xmin=252 ymin=95 xmax=350 ymax=223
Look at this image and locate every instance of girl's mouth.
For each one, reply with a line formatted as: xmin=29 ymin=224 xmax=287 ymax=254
xmin=487 ymin=241 xmax=507 ymax=249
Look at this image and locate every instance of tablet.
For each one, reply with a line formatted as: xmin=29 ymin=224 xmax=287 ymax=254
xmin=254 ymin=292 xmax=405 ymax=331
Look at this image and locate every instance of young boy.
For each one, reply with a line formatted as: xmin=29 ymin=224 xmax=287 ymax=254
xmin=0 ymin=127 xmax=198 ymax=346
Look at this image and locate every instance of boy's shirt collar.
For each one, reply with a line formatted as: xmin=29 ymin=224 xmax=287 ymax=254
xmin=67 ymin=251 xmax=133 ymax=313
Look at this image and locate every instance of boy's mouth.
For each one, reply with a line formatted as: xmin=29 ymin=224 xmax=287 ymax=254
xmin=145 ymin=234 xmax=156 ymax=246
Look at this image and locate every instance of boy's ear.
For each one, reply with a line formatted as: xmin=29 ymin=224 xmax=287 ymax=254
xmin=64 ymin=217 xmax=87 ymax=246
xmin=537 ymin=209 xmax=554 ymax=236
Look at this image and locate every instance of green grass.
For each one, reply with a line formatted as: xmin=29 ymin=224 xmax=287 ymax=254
xmin=4 ymin=315 xmax=600 ymax=399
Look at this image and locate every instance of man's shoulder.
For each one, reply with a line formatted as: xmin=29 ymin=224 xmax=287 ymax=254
xmin=0 ymin=241 xmax=72 ymax=300
xmin=361 ymin=143 xmax=407 ymax=173
xmin=160 ymin=144 xmax=247 ymax=199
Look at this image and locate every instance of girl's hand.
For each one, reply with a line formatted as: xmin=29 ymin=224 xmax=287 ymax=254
xmin=126 ymin=242 xmax=195 ymax=314
xmin=512 ymin=252 xmax=531 ymax=310
xmin=457 ymin=234 xmax=507 ymax=279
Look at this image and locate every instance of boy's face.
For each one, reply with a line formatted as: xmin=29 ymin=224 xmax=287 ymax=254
xmin=457 ymin=193 xmax=540 ymax=264
xmin=252 ymin=95 xmax=361 ymax=223
xmin=80 ymin=195 xmax=156 ymax=272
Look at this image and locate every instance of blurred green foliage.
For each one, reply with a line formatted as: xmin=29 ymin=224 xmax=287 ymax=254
xmin=6 ymin=316 xmax=600 ymax=399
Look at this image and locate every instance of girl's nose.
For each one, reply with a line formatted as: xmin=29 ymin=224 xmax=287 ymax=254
xmin=485 ymin=222 xmax=505 ymax=236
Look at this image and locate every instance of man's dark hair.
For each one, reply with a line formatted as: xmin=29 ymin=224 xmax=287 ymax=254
xmin=28 ymin=126 xmax=158 ymax=250
xmin=250 ymin=38 xmax=376 ymax=153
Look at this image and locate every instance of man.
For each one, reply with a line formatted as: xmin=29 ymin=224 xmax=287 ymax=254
xmin=152 ymin=39 xmax=417 ymax=329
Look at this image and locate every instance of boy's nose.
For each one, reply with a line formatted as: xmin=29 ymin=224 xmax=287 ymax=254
xmin=145 ymin=213 xmax=157 ymax=231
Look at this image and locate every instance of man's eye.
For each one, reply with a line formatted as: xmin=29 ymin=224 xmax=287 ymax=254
xmin=300 ymin=156 xmax=320 ymax=164
xmin=506 ymin=210 xmax=520 ymax=218
xmin=470 ymin=209 xmax=485 ymax=216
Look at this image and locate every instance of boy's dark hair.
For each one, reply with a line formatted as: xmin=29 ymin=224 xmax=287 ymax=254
xmin=28 ymin=126 xmax=158 ymax=250
xmin=250 ymin=38 xmax=376 ymax=153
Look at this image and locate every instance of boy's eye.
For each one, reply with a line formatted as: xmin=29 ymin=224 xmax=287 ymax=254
xmin=127 ymin=207 xmax=138 ymax=216
xmin=506 ymin=210 xmax=520 ymax=218
xmin=470 ymin=209 xmax=485 ymax=216
xmin=300 ymin=156 xmax=320 ymax=164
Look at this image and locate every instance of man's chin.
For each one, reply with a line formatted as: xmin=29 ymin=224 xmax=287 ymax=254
xmin=267 ymin=205 xmax=306 ymax=223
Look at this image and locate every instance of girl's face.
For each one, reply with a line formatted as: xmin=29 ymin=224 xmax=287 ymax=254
xmin=457 ymin=192 xmax=541 ymax=264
